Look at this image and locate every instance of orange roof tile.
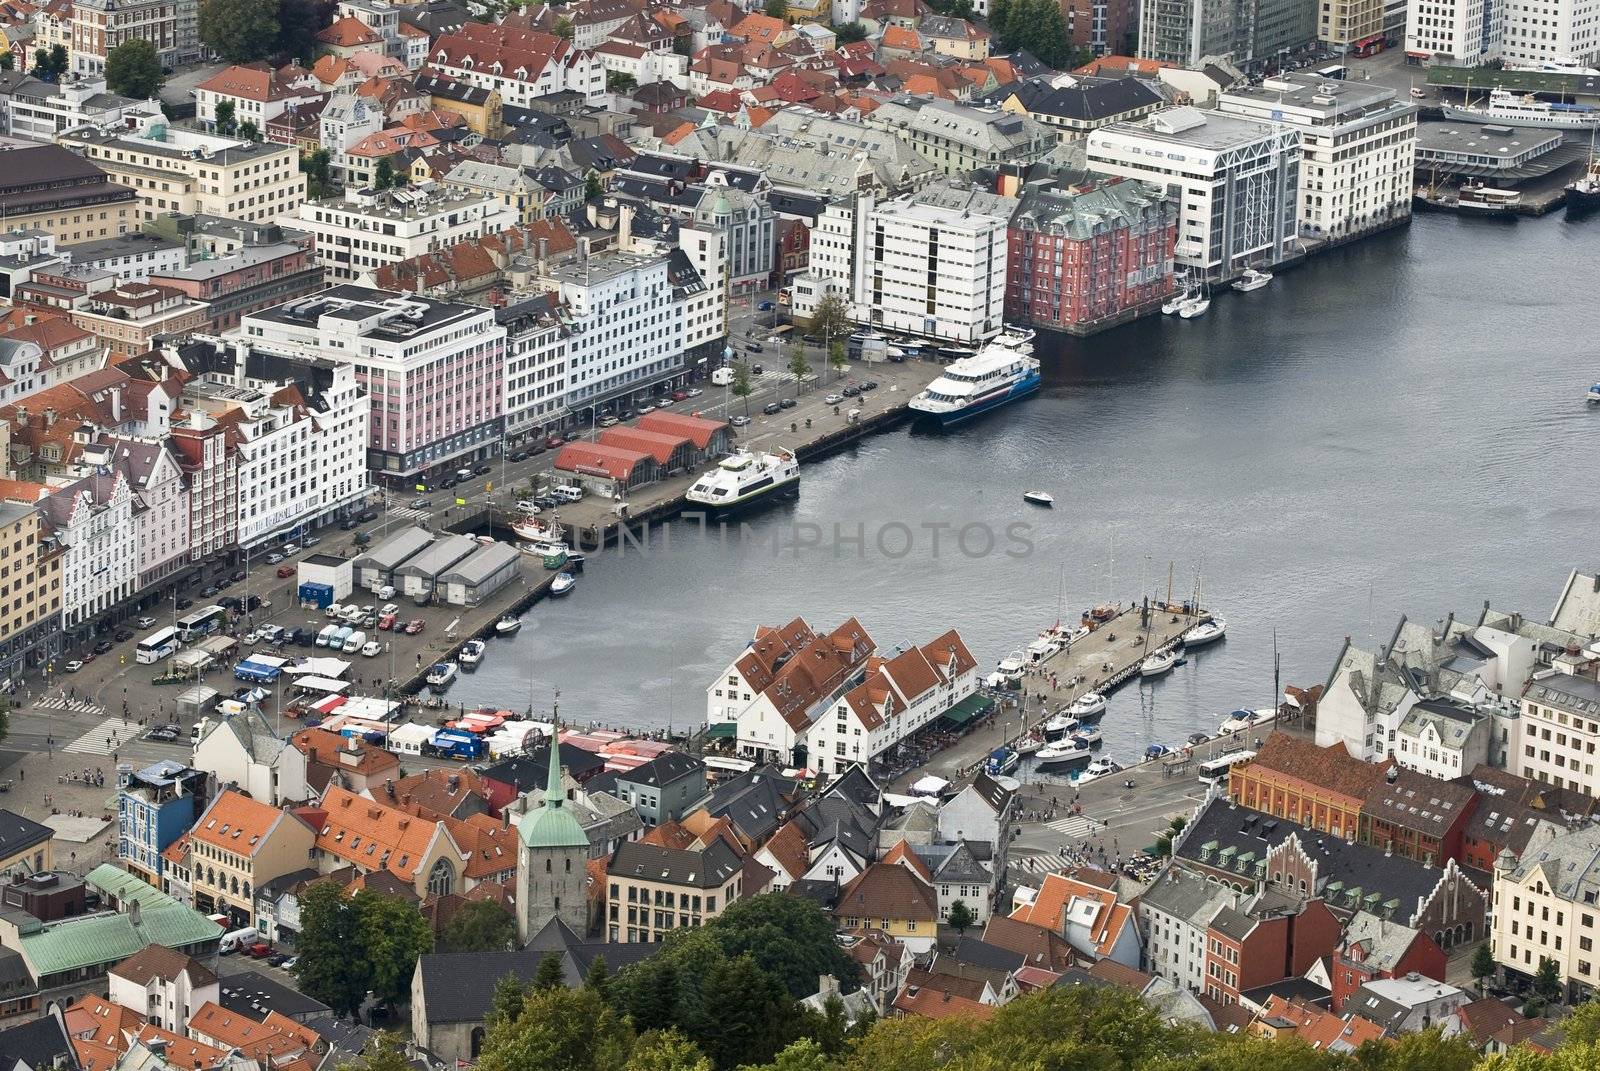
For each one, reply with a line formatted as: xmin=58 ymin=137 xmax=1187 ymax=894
xmin=315 ymin=785 xmax=450 ymax=882
xmin=191 ymin=789 xmax=292 ymax=858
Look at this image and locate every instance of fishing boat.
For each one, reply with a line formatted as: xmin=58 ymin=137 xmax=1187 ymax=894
xmin=984 ymin=747 xmax=1020 ymax=777
xmin=1034 ymin=740 xmax=1091 ymax=771
xmin=1442 ymin=88 xmax=1600 ymax=129
xmin=550 ymin=572 xmax=576 ymax=597
xmin=1022 ymin=491 xmax=1054 ymax=507
xmin=457 ymin=639 xmax=486 ymax=667
xmin=1570 ymin=141 xmax=1600 ymax=218
xmin=1067 ymin=692 xmax=1107 ymax=719
xmin=908 ymin=328 xmax=1040 ymax=426
xmin=1140 ymin=648 xmax=1180 ymax=677
xmin=425 ymin=662 xmax=458 ymax=688
xmin=1183 ymin=616 xmax=1227 ymax=647
xmin=686 ymin=449 xmax=801 ymax=512
xmin=1588 ymin=382 xmax=1600 ymax=404
xmin=1070 ymin=726 xmax=1102 ymax=748
xmin=1456 ymin=183 xmax=1521 ymax=217
xmin=1231 ymin=268 xmax=1272 ymax=292
xmin=494 ymin=614 xmax=522 ymax=636
xmin=1042 ymin=712 xmax=1080 ymax=740
xmin=512 ymin=517 xmax=566 ymax=548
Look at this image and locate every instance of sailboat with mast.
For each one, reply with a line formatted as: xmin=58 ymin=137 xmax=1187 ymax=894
xmin=1566 ymin=128 xmax=1600 ymax=218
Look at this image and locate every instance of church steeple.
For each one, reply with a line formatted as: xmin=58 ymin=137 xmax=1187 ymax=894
xmin=545 ymin=721 xmax=564 ymax=807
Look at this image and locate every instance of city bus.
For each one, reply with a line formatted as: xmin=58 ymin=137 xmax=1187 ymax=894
xmin=1197 ymin=749 xmax=1257 ymax=787
xmin=1316 ymin=64 xmax=1349 ymax=80
xmin=135 ymin=626 xmax=181 ymax=664
xmin=176 ymin=605 xmax=227 ymax=641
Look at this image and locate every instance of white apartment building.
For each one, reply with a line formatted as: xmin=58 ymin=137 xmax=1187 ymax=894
xmin=291 ymin=186 xmax=519 ymax=285
xmin=676 ymin=217 xmax=729 ymax=361
xmin=98 ymin=436 xmax=190 ymax=590
xmin=41 ymin=471 xmax=135 ymax=630
xmin=1217 ymin=74 xmax=1416 ymax=241
xmin=1405 ymin=0 xmax=1501 ymax=63
xmin=534 ymin=248 xmax=683 ymax=415
xmin=426 ymin=25 xmax=606 ymax=108
xmin=1139 ymin=865 xmax=1239 ymax=994
xmin=852 ymin=193 xmax=1007 ymax=345
xmin=242 ymin=286 xmax=505 ymax=479
xmin=1499 ymin=0 xmax=1600 ymax=66
xmin=1518 ymin=653 xmax=1600 ymax=796
xmin=1492 ymin=821 xmax=1600 ymax=998
xmin=181 ymin=343 xmax=370 ymax=548
xmin=498 ymin=295 xmax=569 ymax=438
xmin=1393 ymin=699 xmax=1493 ymax=780
xmin=1087 ymin=107 xmax=1301 ymax=280
xmin=0 ymin=76 xmax=161 ymax=142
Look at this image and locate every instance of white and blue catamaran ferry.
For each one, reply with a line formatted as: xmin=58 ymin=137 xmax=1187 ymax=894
xmin=908 ymin=328 xmax=1040 ymax=426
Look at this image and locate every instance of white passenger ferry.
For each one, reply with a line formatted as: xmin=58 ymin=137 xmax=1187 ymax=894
xmin=908 ymin=329 xmax=1040 ymax=426
xmin=685 ymin=449 xmax=799 ymax=512
xmin=1442 ymin=88 xmax=1600 ymax=129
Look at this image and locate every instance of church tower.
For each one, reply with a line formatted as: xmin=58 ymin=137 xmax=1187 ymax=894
xmin=516 ymin=732 xmax=591 ymax=943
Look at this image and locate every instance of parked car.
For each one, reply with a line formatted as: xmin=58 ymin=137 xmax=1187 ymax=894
xmin=409 ymin=497 xmax=429 ymax=509
xmin=282 ymin=542 xmax=299 ymax=555
xmin=266 ymin=552 xmax=285 ymax=565
xmin=404 ymin=619 xmax=425 ymax=634
xmin=361 ymin=641 xmax=382 ymax=657
xmin=93 ymin=639 xmax=113 ymax=654
xmin=686 ymin=387 xmax=703 ymax=397
xmin=440 ymin=476 xmax=458 ymax=489
xmin=779 ymin=398 xmax=796 ymax=410
xmin=268 ymin=954 xmax=291 ymax=968
xmin=825 ymin=393 xmax=844 ymax=405
xmin=340 ymin=518 xmax=360 ymax=530
xmin=762 ymin=402 xmax=782 ymax=415
xmin=842 ymin=385 xmax=860 ymax=397
xmin=544 ymin=434 xmax=565 ymax=449
xmin=758 ymin=300 xmax=775 ymax=311
xmin=175 ymin=598 xmax=193 ymax=610
xmin=137 ymin=616 xmax=157 ymax=628
xmin=637 ymin=403 xmax=656 ymax=414
xmin=747 ymin=343 xmax=764 ymax=355
xmin=64 ymin=660 xmax=83 ymax=673
xmin=670 ymin=390 xmax=689 ymax=401
xmin=277 ymin=565 xmax=295 ymax=578
xmin=246 ymin=942 xmax=273 ymax=959
xmin=730 ymin=415 xmax=750 ymax=427
xmin=114 ymin=628 xmax=133 ymax=642
xmin=353 ymin=532 xmax=372 ymax=546
xmin=861 ymin=380 xmax=879 ymax=391
xmin=508 ymin=451 xmax=528 ymax=463
xmin=357 ymin=509 xmax=379 ymax=523
xmin=243 ymin=631 xmax=260 ymax=645
xmin=528 ymin=441 xmax=548 ymax=455
xmin=378 ymin=613 xmax=398 ymax=631
xmin=474 ymin=463 xmax=492 ymax=476
xmin=377 ymin=585 xmax=396 ymax=600
xmin=598 ymin=416 xmax=619 ymax=428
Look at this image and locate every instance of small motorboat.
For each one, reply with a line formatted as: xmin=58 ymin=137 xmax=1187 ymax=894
xmin=1012 ymin=733 xmax=1046 ymax=756
xmin=565 ymin=552 xmax=586 ymax=573
xmin=1231 ymin=268 xmax=1272 ymax=292
xmin=1076 ymin=756 xmax=1123 ymax=784
xmin=457 ymin=639 xmax=486 ymax=667
xmin=1034 ymin=740 xmax=1091 ymax=771
xmin=1178 ymin=295 xmax=1210 ymax=319
xmin=550 ymin=572 xmax=576 ymax=597
xmin=1183 ymin=616 xmax=1227 ymax=647
xmin=425 ymin=662 xmax=458 ymax=689
xmin=985 ymin=747 xmax=1020 ymax=777
xmin=1588 ymin=382 xmax=1600 ymax=404
xmin=1140 ymin=648 xmax=1179 ymax=677
xmin=494 ymin=614 xmax=522 ymax=636
xmin=1161 ymin=293 xmax=1187 ymax=315
xmin=1219 ymin=708 xmax=1273 ymax=735
xmin=1067 ymin=692 xmax=1107 ymax=718
xmin=1023 ymin=491 xmax=1054 ymax=507
xmin=1043 ymin=712 xmax=1080 ymax=740
xmin=1071 ymin=727 xmax=1102 ymax=748
xmin=1145 ymin=743 xmax=1174 ymax=760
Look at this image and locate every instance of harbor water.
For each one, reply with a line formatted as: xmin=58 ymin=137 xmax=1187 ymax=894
xmin=452 ymin=214 xmax=1600 ymax=764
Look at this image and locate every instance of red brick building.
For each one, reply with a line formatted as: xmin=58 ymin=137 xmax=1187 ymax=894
xmin=1359 ymin=767 xmax=1476 ymax=865
xmin=1328 ymin=912 xmax=1446 ymax=1012
xmin=772 ymin=219 xmax=810 ymax=290
xmin=1202 ymin=891 xmax=1341 ymax=1005
xmin=1456 ymin=764 xmax=1597 ymax=875
xmin=1229 ymin=732 xmax=1391 ymax=840
xmin=1005 ymin=178 xmax=1176 ymax=333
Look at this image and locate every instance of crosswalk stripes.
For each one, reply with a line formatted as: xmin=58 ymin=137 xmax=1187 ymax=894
xmin=34 ymin=691 xmax=106 ymax=716
xmin=1044 ymin=814 xmax=1099 ymax=840
xmin=388 ymin=506 xmax=431 ymax=522
xmin=1011 ymin=854 xmax=1070 ymax=876
xmin=63 ymin=716 xmax=137 ymax=756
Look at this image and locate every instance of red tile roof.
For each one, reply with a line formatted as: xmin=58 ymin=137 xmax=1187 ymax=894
xmin=553 ymin=442 xmax=653 ymax=482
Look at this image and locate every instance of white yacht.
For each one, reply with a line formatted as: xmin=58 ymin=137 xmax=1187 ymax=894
xmin=425 ymin=662 xmax=458 ymax=688
xmin=1067 ymin=692 xmax=1107 ymax=718
xmin=1140 ymin=648 xmax=1180 ymax=676
xmin=1588 ymin=382 xmax=1600 ymax=404
xmin=1178 ymin=293 xmax=1210 ymax=319
xmin=494 ymin=614 xmax=522 ymax=636
xmin=550 ymin=572 xmax=576 ymax=597
xmin=1071 ymin=726 xmax=1102 ymax=747
xmin=1043 ymin=712 xmax=1080 ymax=740
xmin=686 ymin=449 xmax=799 ymax=512
xmin=457 ymin=639 xmax=486 ymax=667
xmin=1035 ymin=740 xmax=1092 ymax=771
xmin=1442 ymin=88 xmax=1600 ymax=129
xmin=1232 ymin=269 xmax=1272 ymax=292
xmin=1183 ymin=617 xmax=1227 ymax=647
xmin=908 ymin=329 xmax=1040 ymax=426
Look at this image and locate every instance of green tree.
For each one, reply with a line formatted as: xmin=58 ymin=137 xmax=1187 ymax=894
xmin=302 ymin=148 xmax=331 ymax=199
xmin=987 ymin=0 xmax=1072 ymax=68
xmin=626 ymin=1030 xmax=711 ymax=1071
xmin=276 ymin=0 xmax=329 ymax=61
xmin=554 ymin=15 xmax=574 ymax=38
xmin=478 ymin=984 xmax=634 ymax=1071
xmin=293 ymin=881 xmax=364 ymax=1017
xmin=585 ymin=172 xmax=605 ymax=200
xmin=339 ymin=1031 xmax=411 ymax=1071
xmin=354 ymin=890 xmax=433 ymax=1009
xmin=807 ymin=998 xmax=848 ymax=1060
xmin=786 ymin=341 xmax=811 ymax=396
xmin=946 ymin=900 xmax=975 ymax=934
xmin=1471 ymin=942 xmax=1497 ymax=992
xmin=807 ymin=293 xmax=851 ymax=347
xmin=535 ymin=950 xmax=568 ymax=991
xmin=1362 ymin=1029 xmax=1479 ymax=1071
xmin=1536 ymin=956 xmax=1565 ymax=1004
xmin=104 ymin=40 xmax=164 ymax=99
xmin=0 ymin=52 xmax=13 ymax=73
xmin=214 ymin=99 xmax=237 ymax=136
xmin=31 ymin=48 xmax=49 ymax=78
xmin=489 ymin=974 xmax=531 ymax=1029
xmin=373 ymin=157 xmax=397 ymax=191
xmin=1561 ymin=1000 xmax=1600 ymax=1046
xmin=48 ymin=44 xmax=67 ymax=76
xmin=827 ymin=340 xmax=848 ymax=382
xmin=692 ymin=954 xmax=792 ymax=1070
xmin=238 ymin=120 xmax=260 ymax=142
xmin=585 ymin=955 xmax=612 ymax=1001
xmin=763 ymin=0 xmax=787 ymax=16
xmin=834 ymin=22 xmax=866 ymax=42
xmin=440 ymin=899 xmax=517 ymax=953
xmin=730 ymin=361 xmax=753 ymax=417
xmin=199 ymin=0 xmax=281 ymax=62
xmin=606 ymin=71 xmax=637 ymax=93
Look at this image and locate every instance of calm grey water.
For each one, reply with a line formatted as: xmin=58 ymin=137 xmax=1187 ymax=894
xmin=452 ymin=214 xmax=1600 ymax=763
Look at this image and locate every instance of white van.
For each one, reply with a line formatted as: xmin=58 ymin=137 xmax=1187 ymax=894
xmin=711 ymin=367 xmax=734 ymax=386
xmin=316 ymin=624 xmax=340 ymax=647
xmin=324 ymin=602 xmax=346 ymax=620
xmin=553 ymin=485 xmax=584 ymax=503
xmin=341 ymin=630 xmax=367 ymax=653
xmin=219 ymin=927 xmax=259 ymax=954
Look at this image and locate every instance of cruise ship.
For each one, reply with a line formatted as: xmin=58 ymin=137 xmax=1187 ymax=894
xmin=1442 ymin=89 xmax=1600 ymax=129
xmin=908 ymin=329 xmax=1040 ymax=426
xmin=685 ymin=449 xmax=799 ymax=512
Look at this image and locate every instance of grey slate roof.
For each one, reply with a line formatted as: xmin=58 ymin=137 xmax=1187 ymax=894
xmin=932 ymin=840 xmax=989 ymax=885
xmin=219 ymin=972 xmax=331 ymax=1021
xmin=607 ymin=839 xmax=742 ymax=888
xmin=0 ymin=810 xmax=54 ymax=861
xmin=0 ymin=1012 xmax=75 ymax=1071
xmin=482 ymin=744 xmax=607 ymax=791
xmin=1138 ymin=864 xmax=1234 ymax=927
xmin=948 ymin=936 xmax=1024 ymax=973
xmin=969 ymin=771 xmax=1014 ymax=815
xmin=1397 ymin=699 xmax=1480 ymax=751
xmin=615 ymin=751 xmax=705 ymax=789
xmin=704 ymin=766 xmax=807 ymax=843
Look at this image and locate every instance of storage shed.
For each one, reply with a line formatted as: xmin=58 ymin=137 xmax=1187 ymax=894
xmin=438 ymin=542 xmax=522 ymax=606
xmin=393 ymin=533 xmax=479 ymax=597
xmin=299 ymin=553 xmax=354 ymax=601
xmin=353 ymin=526 xmax=434 ymax=591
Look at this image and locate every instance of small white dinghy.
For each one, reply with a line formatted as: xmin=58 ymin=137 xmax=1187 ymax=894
xmin=1023 ymin=491 xmax=1054 ymax=507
